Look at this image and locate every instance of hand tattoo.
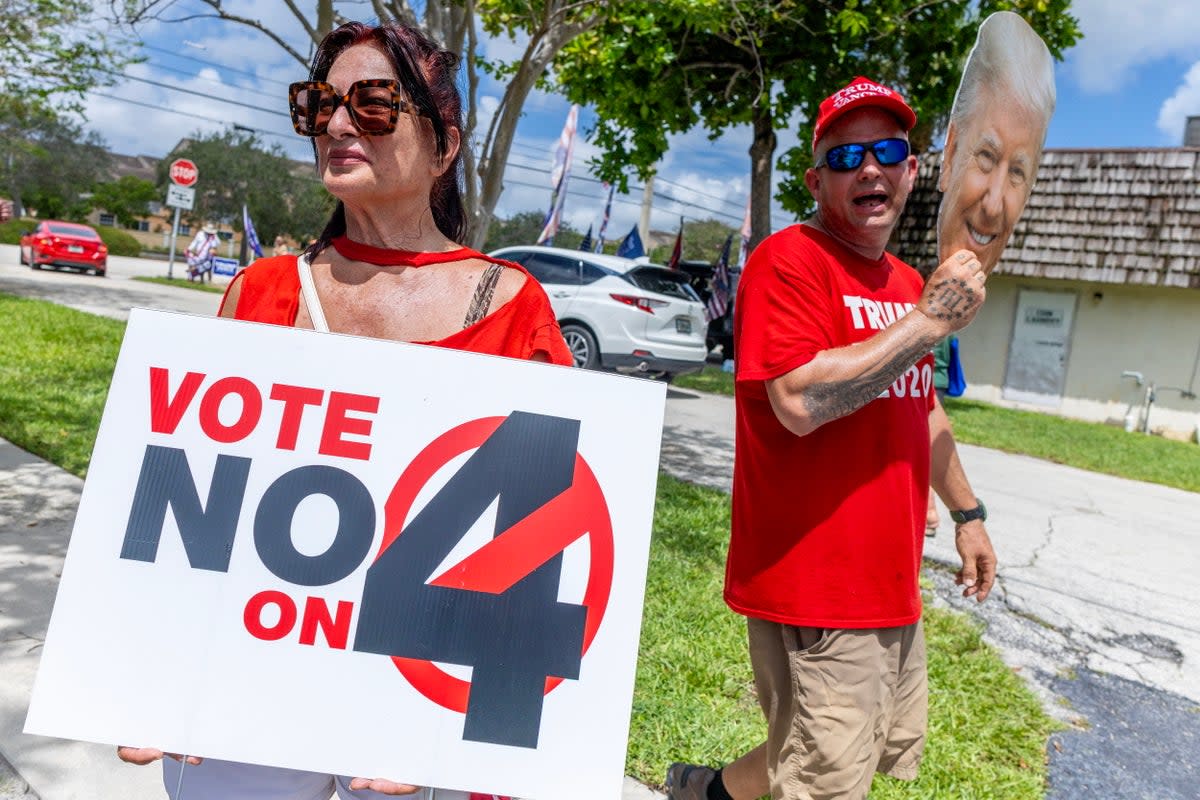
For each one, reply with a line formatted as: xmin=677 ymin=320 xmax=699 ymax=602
xmin=925 ymin=278 xmax=975 ymax=321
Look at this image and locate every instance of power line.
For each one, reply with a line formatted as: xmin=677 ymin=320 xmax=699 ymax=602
xmin=89 ymin=92 xmax=301 ymax=145
xmin=138 ymin=58 xmax=281 ymax=103
xmin=510 ymin=138 xmax=748 ymax=209
xmin=89 ymin=92 xmax=789 ymax=226
xmin=138 ymin=42 xmax=295 ymax=87
xmin=102 ymin=70 xmax=291 ymax=118
xmin=505 ymin=157 xmax=760 ymax=226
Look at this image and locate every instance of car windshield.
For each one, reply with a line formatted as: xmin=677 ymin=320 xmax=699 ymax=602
xmin=625 ymin=266 xmax=702 ymax=302
xmin=47 ymin=223 xmax=99 ymax=240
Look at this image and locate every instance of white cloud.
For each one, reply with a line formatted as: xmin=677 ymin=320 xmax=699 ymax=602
xmin=1157 ymin=61 xmax=1200 ymax=142
xmin=85 ymin=54 xmax=309 ymax=161
xmin=1067 ymin=0 xmax=1200 ymax=92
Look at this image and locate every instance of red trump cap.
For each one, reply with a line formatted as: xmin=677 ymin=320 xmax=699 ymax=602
xmin=812 ymin=76 xmax=917 ymax=150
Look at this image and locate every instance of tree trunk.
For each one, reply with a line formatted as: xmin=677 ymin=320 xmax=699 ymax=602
xmin=747 ymin=104 xmax=777 ymax=252
xmin=467 ymin=25 xmax=571 ymax=249
xmin=464 ymin=1 xmax=605 ymax=249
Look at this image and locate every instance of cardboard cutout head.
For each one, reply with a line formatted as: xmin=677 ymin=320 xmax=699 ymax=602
xmin=937 ymin=12 xmax=1056 ymax=274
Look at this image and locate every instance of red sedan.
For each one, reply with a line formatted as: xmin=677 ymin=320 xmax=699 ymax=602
xmin=19 ymin=220 xmax=108 ymax=276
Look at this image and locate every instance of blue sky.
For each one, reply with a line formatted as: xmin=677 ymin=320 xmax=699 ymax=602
xmin=81 ymin=0 xmax=1200 ymax=241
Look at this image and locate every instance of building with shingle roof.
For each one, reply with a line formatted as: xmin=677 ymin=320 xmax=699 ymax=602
xmin=893 ymin=145 xmax=1200 ymax=440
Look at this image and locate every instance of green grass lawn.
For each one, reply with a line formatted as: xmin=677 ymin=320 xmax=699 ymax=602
xmin=638 ymin=476 xmax=1054 ymax=797
xmin=676 ymin=367 xmax=1200 ymax=494
xmin=675 ymin=364 xmax=736 ymax=395
xmin=0 ymin=293 xmax=1062 ymax=796
xmin=133 ymin=275 xmax=227 ymax=294
xmin=0 ymin=295 xmax=123 ymax=476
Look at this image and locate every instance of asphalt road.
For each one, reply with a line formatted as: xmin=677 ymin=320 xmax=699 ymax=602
xmin=0 ymin=244 xmax=227 ymax=320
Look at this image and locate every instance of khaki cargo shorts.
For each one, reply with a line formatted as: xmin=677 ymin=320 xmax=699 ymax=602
xmin=747 ymin=617 xmax=928 ymax=800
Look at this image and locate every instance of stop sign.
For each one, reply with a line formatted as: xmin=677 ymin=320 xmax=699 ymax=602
xmin=169 ymin=159 xmax=199 ymax=188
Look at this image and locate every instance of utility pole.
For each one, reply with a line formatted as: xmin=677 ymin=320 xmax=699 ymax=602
xmin=638 ymin=175 xmax=655 ymax=250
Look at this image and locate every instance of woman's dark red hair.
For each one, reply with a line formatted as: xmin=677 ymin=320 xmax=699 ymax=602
xmin=305 ymin=22 xmax=466 ymax=253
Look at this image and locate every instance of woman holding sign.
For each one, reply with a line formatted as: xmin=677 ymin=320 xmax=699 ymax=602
xmin=117 ymin=19 xmax=570 ymax=800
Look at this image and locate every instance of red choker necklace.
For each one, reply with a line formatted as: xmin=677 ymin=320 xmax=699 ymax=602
xmin=331 ymin=235 xmax=475 ymax=267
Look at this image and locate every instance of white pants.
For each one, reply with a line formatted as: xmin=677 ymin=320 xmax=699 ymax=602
xmin=163 ymin=759 xmax=481 ymax=800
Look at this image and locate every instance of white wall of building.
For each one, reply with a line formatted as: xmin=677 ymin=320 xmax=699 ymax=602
xmin=955 ymin=275 xmax=1200 ymax=441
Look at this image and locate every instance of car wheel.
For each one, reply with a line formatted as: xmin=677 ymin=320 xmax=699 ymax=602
xmin=94 ymin=266 xmax=106 ymax=277
xmin=18 ymin=247 xmax=27 ymax=265
xmin=30 ymin=253 xmax=41 ymax=270
xmin=560 ymin=324 xmax=599 ymax=370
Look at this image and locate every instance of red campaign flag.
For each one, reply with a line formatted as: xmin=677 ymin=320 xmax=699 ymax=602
xmin=667 ymin=217 xmax=683 ymax=270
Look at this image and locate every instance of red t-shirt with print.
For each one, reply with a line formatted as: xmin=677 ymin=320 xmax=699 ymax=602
xmin=727 ymin=224 xmax=935 ymax=629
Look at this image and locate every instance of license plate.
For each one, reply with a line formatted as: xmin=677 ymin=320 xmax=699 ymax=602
xmin=675 ymin=318 xmax=692 ymax=334
xmin=67 ymin=245 xmax=84 ymax=253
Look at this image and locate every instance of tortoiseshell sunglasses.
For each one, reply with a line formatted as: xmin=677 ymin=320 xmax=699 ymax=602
xmin=288 ymin=79 xmax=419 ymax=136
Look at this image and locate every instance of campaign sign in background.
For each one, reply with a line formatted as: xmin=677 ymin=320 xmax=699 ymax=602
xmin=25 ymin=308 xmax=666 ymax=800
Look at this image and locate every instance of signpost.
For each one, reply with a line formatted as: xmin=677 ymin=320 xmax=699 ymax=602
xmin=166 ymin=158 xmax=199 ymax=279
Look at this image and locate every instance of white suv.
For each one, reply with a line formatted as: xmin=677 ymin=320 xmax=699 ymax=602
xmin=490 ymin=245 xmax=709 ymax=379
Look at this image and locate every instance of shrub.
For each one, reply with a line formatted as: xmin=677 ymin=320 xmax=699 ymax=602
xmin=0 ymin=217 xmax=36 ymax=244
xmin=95 ymin=225 xmax=142 ymax=256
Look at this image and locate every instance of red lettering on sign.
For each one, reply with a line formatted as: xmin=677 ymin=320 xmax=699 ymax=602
xmin=149 ymin=367 xmax=205 ymax=434
xmin=147 ymin=367 xmax=378 ymax=456
xmin=270 ymin=384 xmax=325 ymax=451
xmin=244 ymin=590 xmax=297 ymax=641
xmin=319 ymin=392 xmax=378 ymax=461
xmin=298 ymin=597 xmax=354 ymax=650
xmin=198 ymin=377 xmax=263 ymax=443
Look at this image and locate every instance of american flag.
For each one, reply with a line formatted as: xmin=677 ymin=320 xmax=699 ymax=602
xmin=707 ymin=233 xmax=733 ymax=322
xmin=536 ymin=105 xmax=579 ymax=245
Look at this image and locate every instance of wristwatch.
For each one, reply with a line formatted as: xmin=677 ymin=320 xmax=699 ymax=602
xmin=949 ymin=500 xmax=987 ymax=524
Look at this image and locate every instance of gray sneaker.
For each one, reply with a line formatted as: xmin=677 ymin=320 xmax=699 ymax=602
xmin=664 ymin=762 xmax=717 ymax=800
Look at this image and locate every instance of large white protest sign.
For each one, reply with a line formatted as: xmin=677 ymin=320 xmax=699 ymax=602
xmin=25 ymin=308 xmax=666 ymax=800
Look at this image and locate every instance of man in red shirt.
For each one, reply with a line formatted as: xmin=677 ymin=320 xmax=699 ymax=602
xmin=666 ymin=77 xmax=996 ymax=800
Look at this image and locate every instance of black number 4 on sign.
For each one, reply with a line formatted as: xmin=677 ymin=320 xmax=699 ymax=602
xmin=353 ymin=411 xmax=587 ymax=749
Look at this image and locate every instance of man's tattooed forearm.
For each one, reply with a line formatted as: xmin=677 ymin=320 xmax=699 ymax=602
xmin=802 ymin=337 xmax=933 ymax=427
xmin=925 ymin=278 xmax=975 ymax=321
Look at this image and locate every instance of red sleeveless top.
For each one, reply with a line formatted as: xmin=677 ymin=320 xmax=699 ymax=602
xmin=218 ymin=250 xmax=572 ymax=366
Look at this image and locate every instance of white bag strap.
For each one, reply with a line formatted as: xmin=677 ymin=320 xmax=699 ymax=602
xmin=296 ymin=254 xmax=329 ymax=333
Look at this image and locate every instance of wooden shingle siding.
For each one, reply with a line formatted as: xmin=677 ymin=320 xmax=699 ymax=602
xmin=894 ymin=148 xmax=1200 ymax=289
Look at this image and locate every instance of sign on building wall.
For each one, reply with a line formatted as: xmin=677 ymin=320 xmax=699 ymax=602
xmin=25 ymin=309 xmax=666 ymax=800
xmin=1003 ymin=289 xmax=1077 ymax=406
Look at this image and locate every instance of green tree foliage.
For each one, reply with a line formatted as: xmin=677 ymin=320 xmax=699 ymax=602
xmin=648 ymin=218 xmax=736 ymax=263
xmin=3 ymin=0 xmax=135 ymax=107
xmin=163 ymin=129 xmax=332 ymax=246
xmin=112 ymin=0 xmax=617 ymax=248
xmin=0 ymin=97 xmax=111 ymax=220
xmin=483 ymin=210 xmax=583 ymax=252
xmin=91 ymin=176 xmax=158 ymax=228
xmin=555 ymin=1 xmax=1081 ymax=247
xmin=683 ymin=218 xmax=737 ymax=263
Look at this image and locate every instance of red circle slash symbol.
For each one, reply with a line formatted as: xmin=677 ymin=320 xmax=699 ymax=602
xmin=378 ymin=415 xmax=613 ymax=714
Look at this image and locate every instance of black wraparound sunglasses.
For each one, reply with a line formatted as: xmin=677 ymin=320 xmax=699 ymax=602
xmin=816 ymin=137 xmax=910 ymax=171
xmin=288 ymin=79 xmax=419 ymax=136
